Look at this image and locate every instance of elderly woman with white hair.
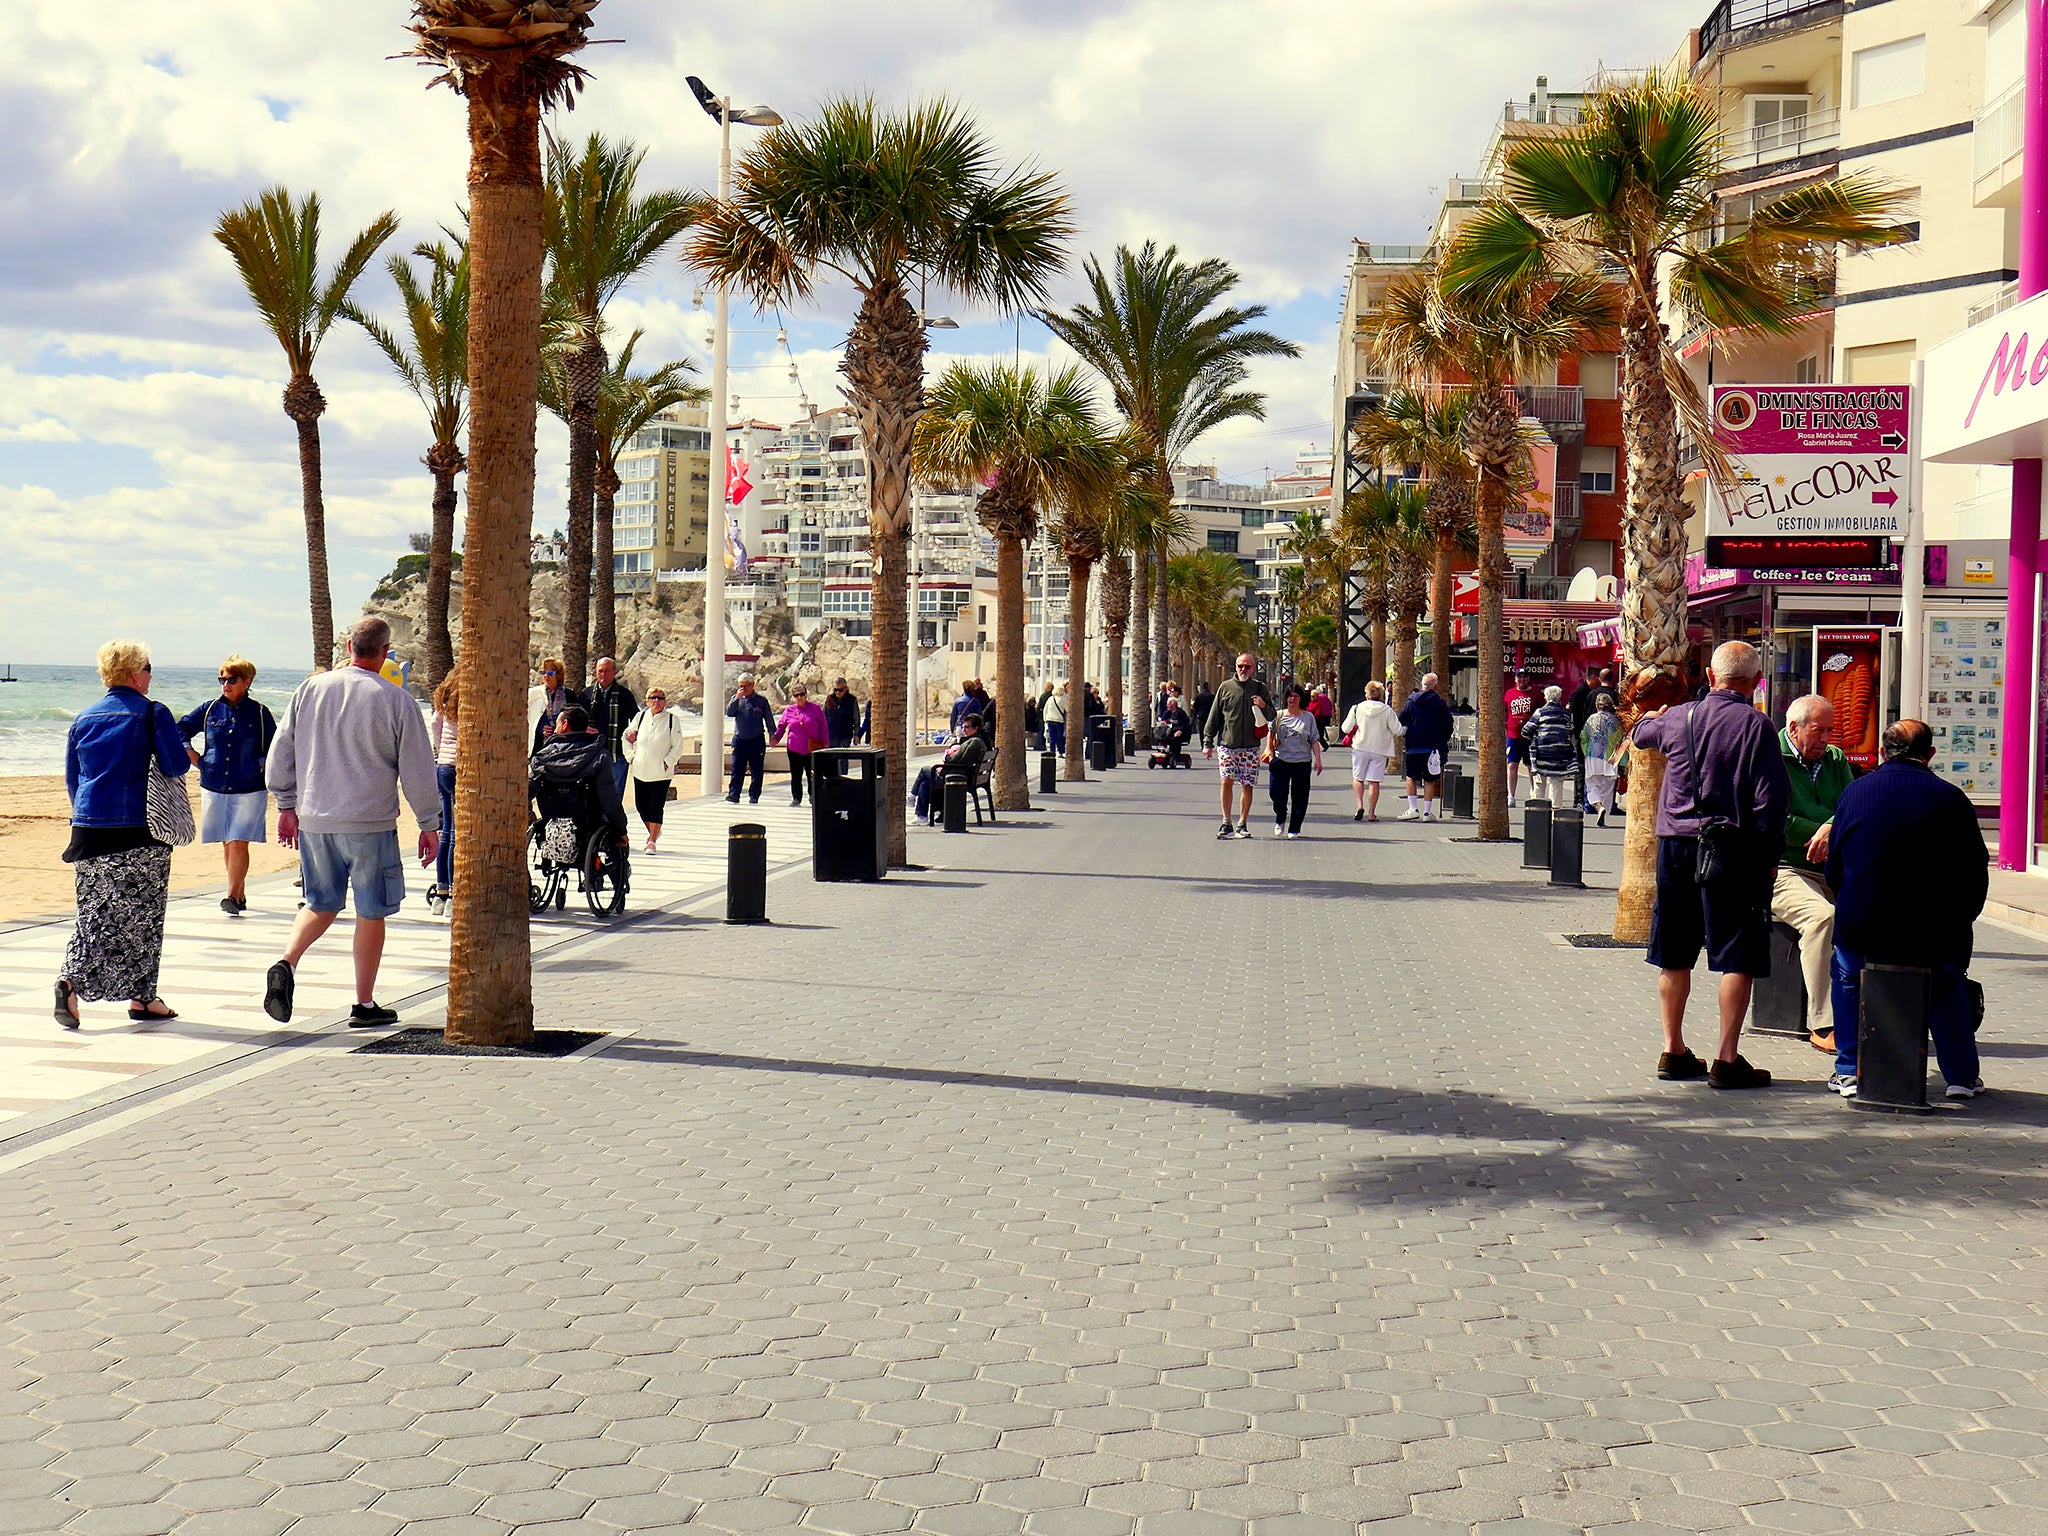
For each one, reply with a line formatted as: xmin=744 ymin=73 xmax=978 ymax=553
xmin=1522 ymin=683 xmax=1581 ymax=808
xmin=53 ymin=639 xmax=192 ymax=1028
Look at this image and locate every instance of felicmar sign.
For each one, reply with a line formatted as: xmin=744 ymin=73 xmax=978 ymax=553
xmin=1705 ymin=384 xmax=1910 ymax=539
xmin=1924 ymin=288 xmax=2048 ymax=464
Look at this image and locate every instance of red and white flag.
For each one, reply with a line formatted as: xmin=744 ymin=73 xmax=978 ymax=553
xmin=726 ymin=445 xmax=753 ymax=506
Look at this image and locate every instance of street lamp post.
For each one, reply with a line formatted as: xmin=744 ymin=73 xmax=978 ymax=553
xmin=687 ymin=76 xmax=780 ymax=797
xmin=904 ymin=313 xmax=958 ymax=770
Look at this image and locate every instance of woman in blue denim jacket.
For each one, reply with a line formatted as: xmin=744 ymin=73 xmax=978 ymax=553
xmin=177 ymin=655 xmax=276 ymax=916
xmin=55 ymin=639 xmax=190 ymax=1028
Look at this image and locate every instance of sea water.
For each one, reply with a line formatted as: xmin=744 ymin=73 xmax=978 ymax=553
xmin=0 ymin=664 xmax=309 ymax=777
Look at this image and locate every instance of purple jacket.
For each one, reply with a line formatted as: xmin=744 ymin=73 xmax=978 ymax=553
xmin=1632 ymin=689 xmax=1789 ymax=853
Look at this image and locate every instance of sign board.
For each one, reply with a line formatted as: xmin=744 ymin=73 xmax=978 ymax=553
xmin=1923 ymin=608 xmax=2005 ymax=801
xmin=1923 ymin=288 xmax=2048 ymax=464
xmin=1813 ymin=626 xmax=1886 ymax=768
xmin=1705 ymin=385 xmax=1910 ymax=541
xmin=1963 ymin=558 xmax=1995 ymax=585
xmin=1503 ymin=435 xmax=1557 ymax=566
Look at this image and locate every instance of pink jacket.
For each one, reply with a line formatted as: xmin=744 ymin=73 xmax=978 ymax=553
xmin=775 ymin=701 xmax=829 ymax=756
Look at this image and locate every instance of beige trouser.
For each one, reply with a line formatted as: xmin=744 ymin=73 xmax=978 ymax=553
xmin=1770 ymin=867 xmax=1835 ymax=1037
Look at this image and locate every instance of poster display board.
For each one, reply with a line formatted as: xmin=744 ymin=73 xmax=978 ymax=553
xmin=1707 ymin=385 xmax=1911 ymax=541
xmin=1813 ymin=627 xmax=1886 ymax=768
xmin=1922 ymin=607 xmax=2005 ymax=803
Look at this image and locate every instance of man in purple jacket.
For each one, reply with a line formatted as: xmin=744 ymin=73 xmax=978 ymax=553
xmin=1633 ymin=641 xmax=1790 ymax=1089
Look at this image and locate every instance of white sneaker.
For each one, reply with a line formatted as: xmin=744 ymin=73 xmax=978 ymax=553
xmin=1272 ymin=824 xmax=1287 ymax=838
xmin=1286 ymin=832 xmax=1301 ymax=840
xmin=1398 ymin=809 xmax=1423 ymax=821
xmin=1945 ymin=1079 xmax=1986 ymax=1100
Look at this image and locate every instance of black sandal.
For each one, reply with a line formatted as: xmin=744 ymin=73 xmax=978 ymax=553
xmin=127 ymin=999 xmax=178 ymax=1021
xmin=54 ymin=978 xmax=80 ymax=1029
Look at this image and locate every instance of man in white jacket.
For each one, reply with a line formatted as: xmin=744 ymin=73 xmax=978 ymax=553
xmin=1340 ymin=681 xmax=1404 ymax=823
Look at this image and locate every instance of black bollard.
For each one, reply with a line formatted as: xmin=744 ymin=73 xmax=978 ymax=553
xmin=1439 ymin=763 xmax=1462 ymax=820
xmin=1854 ymin=964 xmax=1934 ymax=1114
xmin=1547 ymin=807 xmax=1584 ymax=888
xmin=1089 ymin=731 xmax=1113 ymax=772
xmin=942 ymin=777 xmax=969 ymax=833
xmin=1522 ymin=799 xmax=1552 ymax=868
xmin=1040 ymin=751 xmax=1058 ymax=795
xmin=726 ymin=823 xmax=768 ymax=923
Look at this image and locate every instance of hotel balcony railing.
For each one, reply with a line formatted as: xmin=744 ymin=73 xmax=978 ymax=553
xmin=1354 ymin=242 xmax=1431 ymax=265
xmin=1967 ymin=280 xmax=2020 ymax=330
xmin=1445 ymin=176 xmax=1496 ymax=204
xmin=1549 ymin=482 xmax=1583 ymax=540
xmin=1698 ymin=0 xmax=1843 ymax=65
xmin=1720 ymin=105 xmax=1841 ymax=174
xmin=1515 ymin=384 xmax=1585 ymax=434
xmin=1501 ymin=99 xmax=1586 ymax=126
xmin=1975 ymin=80 xmax=2024 ymax=182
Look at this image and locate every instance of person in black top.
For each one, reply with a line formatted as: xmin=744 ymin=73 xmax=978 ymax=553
xmin=582 ymin=657 xmax=638 ymax=802
xmin=823 ymin=678 xmax=863 ymax=748
xmin=530 ymin=707 xmax=630 ymax=846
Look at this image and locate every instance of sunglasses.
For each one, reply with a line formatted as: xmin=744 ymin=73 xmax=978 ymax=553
xmin=543 ymin=670 xmax=560 ymax=678
xmin=649 ymin=694 xmax=666 ymax=701
xmin=217 ymin=675 xmax=238 ymax=684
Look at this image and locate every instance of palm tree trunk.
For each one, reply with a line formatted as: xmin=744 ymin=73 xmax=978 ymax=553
xmin=285 ymin=376 xmax=333 ymax=672
xmin=1474 ymin=457 xmax=1511 ymax=842
xmin=1431 ymin=533 xmax=1454 ymax=690
xmin=1393 ymin=607 xmax=1419 ymax=710
xmin=560 ymin=335 xmax=605 ymax=692
xmin=994 ymin=533 xmax=1031 ymax=811
xmin=1065 ymin=556 xmax=1092 ymax=781
xmin=1100 ymin=551 xmax=1130 ymax=763
xmin=445 ymin=73 xmax=543 ymax=1048
xmin=592 ymin=465 xmax=619 ymax=665
xmin=1130 ymin=543 xmax=1154 ymax=748
xmin=423 ymin=441 xmax=463 ymax=689
xmin=1153 ymin=545 xmax=1170 ymax=693
xmin=1370 ymin=613 xmax=1387 ymax=691
xmin=846 ymin=275 xmax=924 ymax=868
xmin=1614 ymin=287 xmax=1693 ymax=941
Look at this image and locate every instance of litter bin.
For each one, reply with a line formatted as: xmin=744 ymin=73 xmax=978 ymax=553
xmin=1439 ymin=763 xmax=1462 ymax=819
xmin=1452 ymin=769 xmax=1476 ymax=819
xmin=1749 ymin=924 xmax=1808 ymax=1037
xmin=1088 ymin=719 xmax=1114 ymax=771
xmin=811 ymin=747 xmax=888 ymax=882
xmin=1854 ymin=964 xmax=1934 ymax=1115
xmin=1521 ymin=799 xmax=1552 ymax=868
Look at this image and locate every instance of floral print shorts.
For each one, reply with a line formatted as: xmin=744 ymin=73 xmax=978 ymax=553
xmin=1218 ymin=746 xmax=1262 ymax=786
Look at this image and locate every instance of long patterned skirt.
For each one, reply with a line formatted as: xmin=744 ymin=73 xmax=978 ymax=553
xmin=63 ymin=844 xmax=173 ymax=1002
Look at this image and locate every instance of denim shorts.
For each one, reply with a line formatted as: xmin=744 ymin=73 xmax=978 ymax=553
xmin=299 ymin=829 xmax=406 ymax=918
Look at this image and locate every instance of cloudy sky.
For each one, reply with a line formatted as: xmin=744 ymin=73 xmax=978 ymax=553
xmin=2 ymin=0 xmax=1702 ymax=669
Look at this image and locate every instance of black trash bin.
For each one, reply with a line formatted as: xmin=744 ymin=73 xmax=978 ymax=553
xmin=811 ymin=747 xmax=888 ymax=882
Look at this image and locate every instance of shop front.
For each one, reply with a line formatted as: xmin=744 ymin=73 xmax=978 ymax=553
xmin=1447 ymin=600 xmax=1621 ymax=714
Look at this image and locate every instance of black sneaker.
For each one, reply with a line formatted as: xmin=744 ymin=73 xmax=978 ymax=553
xmin=263 ymin=960 xmax=295 ymax=1023
xmin=1233 ymin=822 xmax=1252 ymax=840
xmin=1656 ymin=1048 xmax=1707 ymax=1081
xmin=1216 ymin=821 xmax=1234 ymax=839
xmin=1709 ymin=1054 xmax=1772 ymax=1089
xmin=220 ymin=895 xmax=246 ymax=916
xmin=1354 ymin=809 xmax=1364 ymax=822
xmin=349 ymin=1002 xmax=400 ymax=1028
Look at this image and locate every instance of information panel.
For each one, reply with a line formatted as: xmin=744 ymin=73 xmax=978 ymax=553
xmin=1923 ymin=608 xmax=2005 ymax=803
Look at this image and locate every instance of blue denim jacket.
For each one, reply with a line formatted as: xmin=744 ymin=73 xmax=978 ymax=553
xmin=66 ymin=688 xmax=191 ymax=827
xmin=177 ymin=695 xmax=277 ymax=794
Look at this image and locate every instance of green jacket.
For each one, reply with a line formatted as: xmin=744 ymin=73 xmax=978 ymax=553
xmin=1202 ymin=676 xmax=1272 ymax=750
xmin=1779 ymin=729 xmax=1856 ymax=873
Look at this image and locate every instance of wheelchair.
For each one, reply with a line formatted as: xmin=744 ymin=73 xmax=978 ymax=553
xmin=526 ymin=814 xmax=630 ymax=918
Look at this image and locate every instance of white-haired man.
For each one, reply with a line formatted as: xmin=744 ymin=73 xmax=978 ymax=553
xmin=1772 ymin=694 xmax=1856 ymax=1053
xmin=1632 ymin=640 xmax=1790 ymax=1089
xmin=1522 ymin=683 xmax=1579 ymax=808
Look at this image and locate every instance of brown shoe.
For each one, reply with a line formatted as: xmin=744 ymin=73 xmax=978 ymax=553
xmin=1657 ymin=1048 xmax=1708 ymax=1081
xmin=1709 ymin=1054 xmax=1772 ymax=1089
xmin=1807 ymin=1029 xmax=1835 ymax=1054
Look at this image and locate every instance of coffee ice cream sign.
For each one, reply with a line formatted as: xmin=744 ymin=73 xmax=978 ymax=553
xmin=1923 ymin=290 xmax=2048 ymax=465
xmin=1705 ymin=385 xmax=1910 ymax=539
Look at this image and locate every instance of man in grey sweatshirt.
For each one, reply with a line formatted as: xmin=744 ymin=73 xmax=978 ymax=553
xmin=263 ymin=617 xmax=441 ymax=1028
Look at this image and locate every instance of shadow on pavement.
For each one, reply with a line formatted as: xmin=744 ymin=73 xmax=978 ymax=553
xmin=974 ymin=867 xmax=1593 ymax=905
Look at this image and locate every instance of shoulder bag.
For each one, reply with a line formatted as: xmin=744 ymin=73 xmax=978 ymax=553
xmin=140 ymin=706 xmax=196 ymax=847
xmin=1683 ymin=701 xmax=1742 ymax=887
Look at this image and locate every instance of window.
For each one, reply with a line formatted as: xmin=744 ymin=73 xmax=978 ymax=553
xmin=977 ymin=605 xmax=987 ymax=625
xmin=1206 ymin=529 xmax=1240 ymax=554
xmin=1579 ymin=445 xmax=1617 ymax=495
xmin=1843 ymin=339 xmax=1916 ymax=384
xmin=1580 ymin=353 xmax=1619 ymax=400
xmin=1716 ymin=193 xmax=1755 ymax=245
xmin=1746 ymin=95 xmax=1812 ymax=157
xmin=1796 ymin=355 xmax=1821 ymax=384
xmin=797 ymin=530 xmax=821 ymax=553
xmin=1852 ymin=35 xmax=1925 ymax=109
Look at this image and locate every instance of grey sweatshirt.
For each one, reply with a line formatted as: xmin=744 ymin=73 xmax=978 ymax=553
xmin=267 ymin=664 xmax=442 ymax=835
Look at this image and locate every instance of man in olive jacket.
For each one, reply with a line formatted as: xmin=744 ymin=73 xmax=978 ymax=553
xmin=1770 ymin=695 xmax=1857 ymax=1051
xmin=1201 ymin=653 xmax=1273 ymax=839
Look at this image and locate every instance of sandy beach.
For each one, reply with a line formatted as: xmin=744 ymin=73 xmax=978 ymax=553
xmin=0 ymin=776 xmax=304 ymax=925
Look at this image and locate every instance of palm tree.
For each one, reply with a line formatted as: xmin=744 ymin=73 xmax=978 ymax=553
xmin=1373 ymin=267 xmax=1611 ymax=840
xmin=1333 ymin=482 xmax=1398 ymax=691
xmin=542 ymin=334 xmax=704 ymax=663
xmin=1352 ymin=388 xmax=1474 ymax=692
xmin=1040 ymin=242 xmax=1298 ymax=747
xmin=1375 ymin=480 xmax=1436 ymax=707
xmin=1166 ymin=547 xmax=1246 ymax=698
xmin=544 ymin=134 xmax=698 ymax=691
xmin=686 ymin=97 xmax=1071 ymax=866
xmin=404 ymin=0 xmax=597 ymax=1049
xmin=215 ymin=187 xmax=398 ymax=671
xmin=914 ymin=362 xmax=1118 ymax=809
xmin=1051 ymin=501 xmax=1106 ymax=783
xmin=345 ymin=241 xmax=469 ymax=689
xmin=1445 ymin=69 xmax=1905 ymax=932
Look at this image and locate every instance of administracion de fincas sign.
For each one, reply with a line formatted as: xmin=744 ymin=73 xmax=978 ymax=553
xmin=1705 ymin=385 xmax=1910 ymax=539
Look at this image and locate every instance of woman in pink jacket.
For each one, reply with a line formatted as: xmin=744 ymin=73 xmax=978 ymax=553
xmin=772 ymin=684 xmax=831 ymax=806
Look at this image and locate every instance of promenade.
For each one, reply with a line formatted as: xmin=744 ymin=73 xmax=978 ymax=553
xmin=3 ymin=765 xmax=2047 ymax=1536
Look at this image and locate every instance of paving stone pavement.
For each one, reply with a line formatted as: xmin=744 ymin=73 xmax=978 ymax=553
xmin=3 ymin=764 xmax=2047 ymax=1536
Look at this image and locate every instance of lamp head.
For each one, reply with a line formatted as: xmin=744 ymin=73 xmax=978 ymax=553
xmin=922 ymin=314 xmax=960 ymax=331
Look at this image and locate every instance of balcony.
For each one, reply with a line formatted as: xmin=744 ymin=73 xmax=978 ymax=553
xmin=1974 ymin=81 xmax=2024 ymax=209
xmin=1549 ymin=482 xmax=1583 ymax=541
xmin=1967 ymin=280 xmax=2020 ymax=331
xmin=1354 ymin=242 xmax=1431 ymax=266
xmin=1515 ymin=384 xmax=1585 ymax=442
xmin=1444 ymin=176 xmax=1496 ymax=204
xmin=1721 ymin=105 xmax=1840 ymax=175
xmin=1697 ymin=0 xmax=1843 ymax=68
xmin=1501 ymin=99 xmax=1586 ymax=127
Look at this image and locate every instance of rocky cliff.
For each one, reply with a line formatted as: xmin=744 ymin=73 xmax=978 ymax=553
xmin=359 ymin=566 xmax=874 ymax=709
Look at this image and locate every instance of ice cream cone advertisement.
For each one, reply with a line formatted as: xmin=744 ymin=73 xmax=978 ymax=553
xmin=1815 ymin=627 xmax=1886 ymax=767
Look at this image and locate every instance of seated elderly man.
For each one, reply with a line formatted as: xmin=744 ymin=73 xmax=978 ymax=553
xmin=912 ymin=712 xmax=988 ymax=824
xmin=1771 ymin=694 xmax=1856 ymax=1052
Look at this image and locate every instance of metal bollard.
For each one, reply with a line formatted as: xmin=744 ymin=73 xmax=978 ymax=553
xmin=1521 ymin=799 xmax=1552 ymax=868
xmin=942 ymin=777 xmax=969 ymax=833
xmin=1040 ymin=751 xmax=1058 ymax=795
xmin=726 ymin=823 xmax=768 ymax=923
xmin=1547 ymin=807 xmax=1584 ymax=888
xmin=1854 ymin=964 xmax=1934 ymax=1114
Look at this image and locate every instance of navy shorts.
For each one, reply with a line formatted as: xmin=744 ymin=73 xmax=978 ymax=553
xmin=1403 ymin=749 xmax=1442 ymax=784
xmin=1505 ymin=736 xmax=1527 ymax=764
xmin=1646 ymin=835 xmax=1772 ymax=976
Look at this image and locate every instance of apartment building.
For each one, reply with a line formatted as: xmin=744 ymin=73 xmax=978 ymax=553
xmin=611 ymin=406 xmax=711 ymax=591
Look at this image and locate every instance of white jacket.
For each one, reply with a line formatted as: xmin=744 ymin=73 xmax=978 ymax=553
xmin=625 ymin=707 xmax=689 ymax=782
xmin=1341 ymin=699 xmax=1403 ymax=757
